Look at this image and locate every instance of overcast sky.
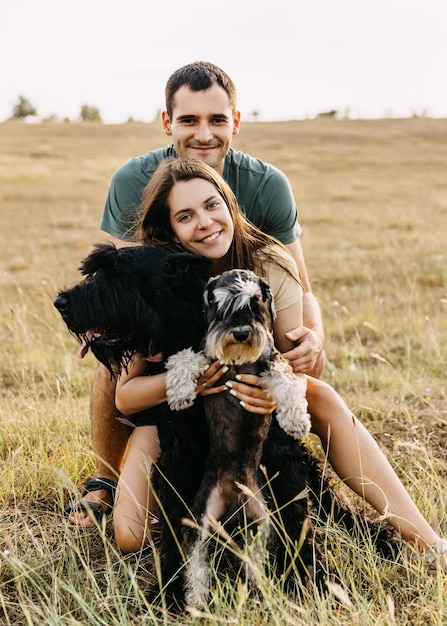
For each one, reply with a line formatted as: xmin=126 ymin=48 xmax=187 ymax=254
xmin=1 ymin=0 xmax=446 ymax=123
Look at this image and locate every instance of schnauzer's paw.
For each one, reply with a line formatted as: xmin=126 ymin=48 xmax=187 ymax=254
xmin=165 ymin=348 xmax=209 ymax=411
xmin=260 ymin=361 xmax=311 ymax=440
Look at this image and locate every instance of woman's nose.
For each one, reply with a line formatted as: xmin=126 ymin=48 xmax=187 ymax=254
xmin=197 ymin=211 xmax=213 ymax=229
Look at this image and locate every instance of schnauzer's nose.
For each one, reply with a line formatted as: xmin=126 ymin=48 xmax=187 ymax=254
xmin=232 ymin=328 xmax=249 ymax=342
xmin=54 ymin=295 xmax=68 ymax=311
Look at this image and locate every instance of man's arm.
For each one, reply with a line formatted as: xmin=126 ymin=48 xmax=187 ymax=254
xmin=101 ymin=233 xmax=138 ymax=249
xmin=283 ymin=239 xmax=325 ymax=378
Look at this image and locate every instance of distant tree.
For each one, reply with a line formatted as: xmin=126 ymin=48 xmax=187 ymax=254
xmin=80 ymin=104 xmax=102 ymax=122
xmin=317 ymin=110 xmax=338 ymax=119
xmin=43 ymin=113 xmax=60 ymax=123
xmin=250 ymin=110 xmax=260 ymax=122
xmin=11 ymin=96 xmax=37 ymax=119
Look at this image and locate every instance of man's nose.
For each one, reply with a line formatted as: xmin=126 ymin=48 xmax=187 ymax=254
xmin=194 ymin=121 xmax=213 ymax=143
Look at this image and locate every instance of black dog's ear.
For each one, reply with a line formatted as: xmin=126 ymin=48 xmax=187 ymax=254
xmin=79 ymin=243 xmax=119 ymax=277
xmin=164 ymin=252 xmax=210 ymax=275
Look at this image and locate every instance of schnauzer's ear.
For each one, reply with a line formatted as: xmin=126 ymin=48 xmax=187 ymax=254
xmin=202 ymin=284 xmax=211 ymax=309
xmin=259 ymin=277 xmax=276 ymax=324
xmin=202 ymin=275 xmax=218 ymax=309
xmin=79 ymin=243 xmax=119 ymax=277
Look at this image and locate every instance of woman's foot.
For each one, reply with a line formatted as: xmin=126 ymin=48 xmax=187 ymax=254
xmin=424 ymin=539 xmax=447 ymax=576
xmin=64 ymin=477 xmax=117 ymax=528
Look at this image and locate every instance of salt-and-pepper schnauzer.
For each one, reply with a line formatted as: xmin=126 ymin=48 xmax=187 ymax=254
xmin=55 ymin=244 xmax=399 ymax=609
xmin=165 ymin=269 xmax=313 ymax=607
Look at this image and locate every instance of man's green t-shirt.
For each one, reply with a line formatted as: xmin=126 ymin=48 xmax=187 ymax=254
xmin=100 ymin=146 xmax=301 ymax=245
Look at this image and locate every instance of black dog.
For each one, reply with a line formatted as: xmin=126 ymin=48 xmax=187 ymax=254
xmin=54 ymin=243 xmax=211 ymax=598
xmin=55 ymin=244 xmax=399 ymax=608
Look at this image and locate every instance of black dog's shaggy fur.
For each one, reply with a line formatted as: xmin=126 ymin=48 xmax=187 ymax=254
xmin=55 ymin=243 xmax=399 ymax=608
xmin=54 ymin=243 xmax=209 ymax=372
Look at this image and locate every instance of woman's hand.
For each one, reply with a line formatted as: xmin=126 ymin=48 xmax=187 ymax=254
xmin=226 ymin=374 xmax=277 ymax=415
xmin=196 ymin=360 xmax=228 ymax=396
xmin=196 ymin=364 xmax=276 ymax=415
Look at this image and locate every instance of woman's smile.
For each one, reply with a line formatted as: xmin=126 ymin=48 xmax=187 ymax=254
xmin=196 ymin=230 xmax=222 ymax=244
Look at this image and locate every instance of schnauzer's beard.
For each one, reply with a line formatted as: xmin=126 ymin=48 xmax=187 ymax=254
xmin=205 ymin=321 xmax=269 ymax=365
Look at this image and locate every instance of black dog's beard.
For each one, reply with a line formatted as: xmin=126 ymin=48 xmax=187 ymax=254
xmin=89 ymin=334 xmax=147 ymax=376
xmin=205 ymin=321 xmax=269 ymax=365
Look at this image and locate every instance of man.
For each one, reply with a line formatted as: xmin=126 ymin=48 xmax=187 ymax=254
xmin=67 ymin=61 xmax=325 ymax=527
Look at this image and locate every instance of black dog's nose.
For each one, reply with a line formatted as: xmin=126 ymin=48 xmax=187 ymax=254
xmin=232 ymin=328 xmax=249 ymax=342
xmin=54 ymin=295 xmax=68 ymax=311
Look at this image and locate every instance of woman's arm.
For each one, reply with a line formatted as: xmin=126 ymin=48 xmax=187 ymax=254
xmin=272 ymin=299 xmax=303 ymax=353
xmin=115 ymin=356 xmax=168 ymax=415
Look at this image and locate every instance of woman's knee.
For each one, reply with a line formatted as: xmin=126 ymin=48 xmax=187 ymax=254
xmin=306 ymin=377 xmax=351 ymax=440
xmin=114 ymin=517 xmax=148 ymax=554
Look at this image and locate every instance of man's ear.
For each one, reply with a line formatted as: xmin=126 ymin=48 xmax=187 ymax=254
xmin=161 ymin=111 xmax=172 ymax=136
xmin=232 ymin=111 xmax=241 ymax=136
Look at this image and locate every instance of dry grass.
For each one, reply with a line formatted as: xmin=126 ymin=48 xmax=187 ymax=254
xmin=0 ymin=118 xmax=446 ymax=624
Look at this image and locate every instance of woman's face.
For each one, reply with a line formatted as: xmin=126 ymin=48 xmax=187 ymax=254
xmin=168 ymin=178 xmax=234 ymax=263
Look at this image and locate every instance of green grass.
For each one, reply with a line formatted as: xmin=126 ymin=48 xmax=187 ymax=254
xmin=0 ymin=118 xmax=446 ymax=624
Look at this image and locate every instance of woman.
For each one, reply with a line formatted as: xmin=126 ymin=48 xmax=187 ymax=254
xmin=113 ymin=158 xmax=446 ymax=573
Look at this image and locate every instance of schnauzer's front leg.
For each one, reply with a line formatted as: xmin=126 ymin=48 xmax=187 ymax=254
xmin=260 ymin=359 xmax=311 ymax=440
xmin=165 ymin=348 xmax=209 ymax=410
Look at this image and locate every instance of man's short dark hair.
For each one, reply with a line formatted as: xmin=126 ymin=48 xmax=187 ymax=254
xmin=165 ymin=61 xmax=237 ymax=118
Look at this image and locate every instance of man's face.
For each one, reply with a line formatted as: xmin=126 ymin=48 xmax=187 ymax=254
xmin=162 ymin=84 xmax=241 ymax=175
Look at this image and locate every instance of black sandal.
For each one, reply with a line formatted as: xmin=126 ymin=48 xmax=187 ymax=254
xmin=64 ymin=477 xmax=118 ymax=522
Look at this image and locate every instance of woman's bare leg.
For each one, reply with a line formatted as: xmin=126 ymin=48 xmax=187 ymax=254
xmin=306 ymin=376 xmax=441 ymax=551
xmin=113 ymin=425 xmax=161 ymax=553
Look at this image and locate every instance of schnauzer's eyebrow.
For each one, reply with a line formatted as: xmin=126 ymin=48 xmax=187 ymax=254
xmin=214 ymin=279 xmax=261 ymax=314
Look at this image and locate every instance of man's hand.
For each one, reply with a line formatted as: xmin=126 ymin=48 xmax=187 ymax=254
xmin=282 ymin=326 xmax=325 ymax=378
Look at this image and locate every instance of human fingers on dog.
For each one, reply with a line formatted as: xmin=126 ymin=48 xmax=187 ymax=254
xmin=196 ymin=360 xmax=228 ymax=395
xmin=224 ymin=379 xmax=277 ymax=415
xmin=283 ymin=327 xmax=324 ymax=375
xmin=283 ymin=350 xmax=314 ymax=374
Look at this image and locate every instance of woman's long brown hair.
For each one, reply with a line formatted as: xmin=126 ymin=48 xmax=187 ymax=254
xmin=136 ymin=157 xmax=300 ymax=282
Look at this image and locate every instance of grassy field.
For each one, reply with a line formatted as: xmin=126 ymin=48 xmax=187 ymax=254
xmin=0 ymin=118 xmax=446 ymax=624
